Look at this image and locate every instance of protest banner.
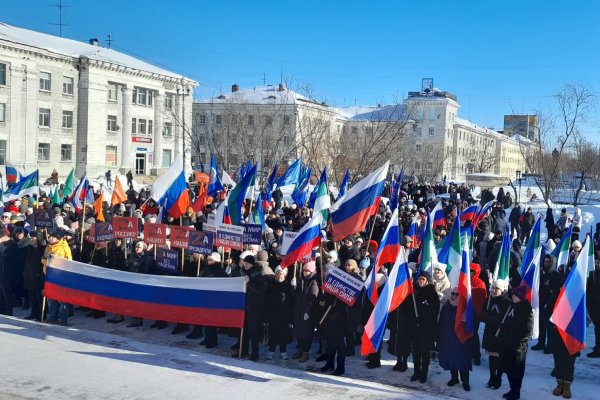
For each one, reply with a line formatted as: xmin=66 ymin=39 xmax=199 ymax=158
xmin=215 ymin=224 xmax=244 ymax=250
xmin=112 ymin=217 xmax=138 ymax=239
xmin=94 ymin=222 xmax=115 ymax=243
xmin=322 ymin=267 xmax=364 ymax=306
xmin=143 ymin=223 xmax=167 ymax=246
xmin=33 ymin=209 xmax=54 ymax=228
xmin=242 ymin=224 xmax=262 ymax=245
xmin=281 ymin=231 xmax=314 ymax=262
xmin=155 ymin=247 xmax=179 ymax=274
xmin=188 ymin=230 xmax=214 ymax=255
xmin=170 ymin=225 xmax=193 ymax=249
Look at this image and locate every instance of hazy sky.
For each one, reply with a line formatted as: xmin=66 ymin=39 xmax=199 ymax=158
xmin=3 ymin=0 xmax=599 ymax=135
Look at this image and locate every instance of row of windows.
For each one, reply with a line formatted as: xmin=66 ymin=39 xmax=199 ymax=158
xmin=37 ymin=143 xmax=72 ymax=162
xmin=36 ymin=108 xmax=74 ymax=128
xmin=414 ymin=161 xmax=433 ymax=170
xmin=197 ymin=114 xmax=291 ymax=126
xmin=30 ymin=70 xmax=75 ymax=95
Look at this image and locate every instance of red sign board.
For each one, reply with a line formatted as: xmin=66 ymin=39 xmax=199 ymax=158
xmin=132 ymin=136 xmax=152 ymax=143
xmin=112 ymin=217 xmax=139 ymax=239
xmin=170 ymin=225 xmax=193 ymax=249
xmin=143 ymin=223 xmax=167 ymax=245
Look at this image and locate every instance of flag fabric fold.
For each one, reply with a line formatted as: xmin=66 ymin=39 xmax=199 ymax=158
xmin=330 ymin=162 xmax=389 ymax=241
xmin=226 ymin=163 xmax=257 ymax=225
xmin=279 ymin=212 xmax=323 ymax=269
xmin=151 ymin=154 xmax=190 ymax=219
xmin=275 ymin=159 xmax=301 ymax=187
xmin=336 ymin=169 xmax=350 ymax=201
xmin=389 ymin=167 xmax=404 ymax=213
xmin=455 ymin=233 xmax=475 ymax=343
xmin=111 ymin=176 xmax=128 ymax=206
xmin=207 ymin=155 xmax=224 ymax=197
xmin=520 ymin=246 xmax=542 ymax=339
xmin=3 ymin=170 xmax=39 ymax=202
xmin=419 ymin=210 xmax=438 ymax=274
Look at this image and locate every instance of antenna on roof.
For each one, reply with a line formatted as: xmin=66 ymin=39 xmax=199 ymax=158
xmin=49 ymin=0 xmax=70 ymax=37
xmin=106 ymin=34 xmax=113 ymax=49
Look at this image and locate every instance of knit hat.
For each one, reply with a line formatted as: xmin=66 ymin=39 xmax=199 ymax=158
xmin=48 ymin=229 xmax=64 ymax=239
xmin=572 ymin=240 xmax=582 ymax=251
xmin=303 ymin=261 xmax=316 ymax=273
xmin=274 ymin=265 xmax=288 ymax=276
xmin=239 ymin=250 xmax=255 ymax=265
xmin=418 ymin=271 xmax=433 ymax=284
xmin=207 ymin=252 xmax=221 ymax=263
xmin=492 ymin=280 xmax=508 ymax=292
xmin=256 ymin=250 xmax=269 ymax=262
xmin=359 ymin=258 xmax=370 ymax=269
xmin=511 ymin=285 xmax=527 ymax=301
xmin=326 ymin=250 xmax=338 ymax=262
xmin=344 ymin=259 xmax=358 ymax=270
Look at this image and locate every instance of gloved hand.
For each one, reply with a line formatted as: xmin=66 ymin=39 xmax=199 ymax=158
xmin=243 ymin=275 xmax=250 ymax=284
xmin=303 ymin=313 xmax=310 ymax=321
xmin=290 ymin=277 xmax=297 ymax=288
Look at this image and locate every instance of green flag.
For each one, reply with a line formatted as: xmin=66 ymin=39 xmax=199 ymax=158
xmin=62 ymin=168 xmax=75 ymax=199
xmin=493 ymin=228 xmax=511 ymax=283
xmin=52 ymin=184 xmax=61 ymax=205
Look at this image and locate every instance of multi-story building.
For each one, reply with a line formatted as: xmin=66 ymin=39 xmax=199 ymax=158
xmin=0 ymin=22 xmax=197 ymax=180
xmin=193 ymin=84 xmax=342 ymax=180
xmin=503 ymin=114 xmax=539 ymax=142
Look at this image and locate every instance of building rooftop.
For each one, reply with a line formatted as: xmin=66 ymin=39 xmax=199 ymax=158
xmin=0 ymin=22 xmax=193 ymax=81
xmin=335 ymin=104 xmax=408 ymax=121
xmin=197 ymin=84 xmax=330 ymax=107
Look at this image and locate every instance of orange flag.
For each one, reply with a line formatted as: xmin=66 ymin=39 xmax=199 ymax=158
xmin=111 ymin=176 xmax=128 ymax=206
xmin=93 ymin=193 xmax=105 ymax=222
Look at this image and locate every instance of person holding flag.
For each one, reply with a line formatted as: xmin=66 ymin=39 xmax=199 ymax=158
xmin=498 ymin=285 xmax=533 ymax=400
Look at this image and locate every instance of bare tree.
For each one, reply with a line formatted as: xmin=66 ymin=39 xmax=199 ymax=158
xmin=563 ymin=137 xmax=600 ymax=205
xmin=467 ymin=136 xmax=499 ymax=173
xmin=519 ymin=83 xmax=596 ymax=205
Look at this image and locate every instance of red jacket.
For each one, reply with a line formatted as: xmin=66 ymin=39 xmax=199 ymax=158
xmin=469 ymin=263 xmax=488 ymax=319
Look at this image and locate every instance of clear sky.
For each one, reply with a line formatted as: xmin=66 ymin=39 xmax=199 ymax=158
xmin=3 ymin=0 xmax=600 ymax=135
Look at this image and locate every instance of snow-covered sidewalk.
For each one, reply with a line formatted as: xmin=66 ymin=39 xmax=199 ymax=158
xmin=2 ymin=308 xmax=599 ymax=400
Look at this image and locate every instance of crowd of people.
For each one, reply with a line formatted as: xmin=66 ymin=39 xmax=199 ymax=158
xmin=0 ymin=178 xmax=598 ymax=400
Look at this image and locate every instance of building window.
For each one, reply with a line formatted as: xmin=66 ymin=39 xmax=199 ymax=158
xmin=133 ymin=87 xmax=153 ymax=106
xmin=0 ymin=140 xmax=5 ymax=165
xmin=38 ymin=143 xmax=50 ymax=161
xmin=247 ymin=115 xmax=254 ymax=125
xmin=63 ymin=76 xmax=74 ymax=95
xmin=108 ymin=83 xmax=118 ymax=101
xmin=215 ymin=115 xmax=222 ymax=125
xmin=164 ymin=122 xmax=172 ymax=137
xmin=39 ymin=108 xmax=51 ymax=127
xmin=148 ymin=120 xmax=153 ymax=135
xmin=416 ymin=144 xmax=421 ymax=152
xmin=39 ymin=72 xmax=51 ymax=91
xmin=265 ymin=116 xmax=273 ymax=126
xmin=132 ymin=118 xmax=137 ymax=134
xmin=105 ymin=146 xmax=117 ymax=167
xmin=429 ymin=127 xmax=434 ymax=136
xmin=351 ymin=127 xmax=358 ymax=135
xmin=0 ymin=63 xmax=6 ymax=85
xmin=198 ymin=114 xmax=206 ymax=124
xmin=61 ymin=144 xmax=72 ymax=161
xmin=62 ymin=110 xmax=73 ymax=128
xmin=162 ymin=149 xmax=172 ymax=168
xmin=107 ymin=115 xmax=117 ymax=132
xmin=0 ymin=103 xmax=5 ymax=122
xmin=284 ymin=115 xmax=291 ymax=126
xmin=138 ymin=119 xmax=146 ymax=135
xmin=165 ymin=93 xmax=174 ymax=110
xmin=427 ymin=162 xmax=433 ymax=170
xmin=198 ymin=135 xmax=205 ymax=144
xmin=415 ymin=161 xmax=421 ymax=170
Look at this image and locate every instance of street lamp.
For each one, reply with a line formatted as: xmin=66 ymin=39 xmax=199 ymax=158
xmin=516 ymin=170 xmax=522 ymax=204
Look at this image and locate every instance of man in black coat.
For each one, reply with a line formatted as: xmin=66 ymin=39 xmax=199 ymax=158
xmin=587 ymin=258 xmax=600 ymax=358
xmin=125 ymin=242 xmax=154 ymax=327
xmin=531 ymin=255 xmax=563 ymax=353
xmin=409 ymin=271 xmax=440 ymax=383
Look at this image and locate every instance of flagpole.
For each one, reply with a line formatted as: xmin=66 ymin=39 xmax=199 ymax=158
xmin=41 ymin=296 xmax=47 ymax=323
xmin=180 ymin=216 xmax=185 ymax=273
xmin=196 ymin=254 xmax=202 ymax=277
xmin=80 ymin=195 xmax=87 ymax=253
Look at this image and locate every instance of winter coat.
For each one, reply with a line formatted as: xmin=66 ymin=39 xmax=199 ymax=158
xmin=126 ymin=251 xmax=153 ymax=274
xmin=572 ymin=208 xmax=582 ymax=230
xmin=265 ymin=279 xmax=295 ymax=345
xmin=243 ymin=261 xmax=273 ymax=315
xmin=433 ymin=270 xmax=452 ymax=304
xmin=2 ymin=237 xmax=31 ymax=286
xmin=509 ymin=207 xmax=521 ymax=226
xmin=539 ymin=258 xmax=563 ymax=312
xmin=408 ymin=283 xmax=440 ymax=348
xmin=293 ymin=271 xmax=320 ymax=341
xmin=387 ymin=297 xmax=413 ymax=356
xmin=587 ymin=270 xmax=600 ymax=322
xmin=521 ymin=212 xmax=535 ymax=232
xmin=23 ymin=244 xmax=46 ymax=291
xmin=346 ymin=271 xmax=364 ymax=334
xmin=469 ymin=263 xmax=488 ymax=319
xmin=482 ymin=292 xmax=512 ymax=353
xmin=320 ymin=292 xmax=349 ymax=341
xmin=42 ymin=239 xmax=73 ymax=274
xmin=498 ymin=300 xmax=533 ymax=355
xmin=438 ymin=302 xmax=472 ymax=371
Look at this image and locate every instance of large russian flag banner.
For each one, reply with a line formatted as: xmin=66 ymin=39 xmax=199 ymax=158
xmin=45 ymin=257 xmax=246 ymax=328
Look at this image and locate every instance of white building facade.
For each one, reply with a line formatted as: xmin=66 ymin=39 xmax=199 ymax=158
xmin=0 ymin=22 xmax=196 ymax=181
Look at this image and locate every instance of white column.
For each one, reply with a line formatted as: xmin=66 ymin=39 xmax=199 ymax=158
xmin=174 ymin=87 xmax=183 ymax=157
xmin=153 ymin=91 xmax=164 ymax=171
xmin=120 ymin=87 xmax=132 ymax=171
xmin=8 ymin=65 xmax=24 ymax=166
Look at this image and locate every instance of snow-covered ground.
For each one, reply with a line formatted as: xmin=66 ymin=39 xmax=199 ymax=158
xmin=2 ymin=306 xmax=599 ymax=400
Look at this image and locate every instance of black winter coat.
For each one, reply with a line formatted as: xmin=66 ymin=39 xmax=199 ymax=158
xmin=408 ymin=283 xmax=440 ymax=348
xmin=498 ymin=300 xmax=533 ymax=354
xmin=127 ymin=251 xmax=154 ymax=274
xmin=293 ymin=272 xmax=320 ymax=341
xmin=265 ymin=280 xmax=295 ymax=345
xmin=482 ymin=292 xmax=512 ymax=353
xmin=23 ymin=244 xmax=46 ymax=291
xmin=587 ymin=270 xmax=600 ymax=322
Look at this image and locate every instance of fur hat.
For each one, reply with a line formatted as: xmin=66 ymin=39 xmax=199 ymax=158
xmin=572 ymin=240 xmax=582 ymax=251
xmin=326 ymin=250 xmax=338 ymax=262
xmin=207 ymin=252 xmax=221 ymax=263
xmin=492 ymin=280 xmax=508 ymax=292
xmin=256 ymin=250 xmax=269 ymax=262
xmin=511 ymin=285 xmax=527 ymax=301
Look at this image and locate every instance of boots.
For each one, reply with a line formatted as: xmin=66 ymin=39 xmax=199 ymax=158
xmin=447 ymin=370 xmax=459 ymax=386
xmin=298 ymin=351 xmax=309 ymax=363
xmin=562 ymin=382 xmax=571 ymax=399
xmin=393 ymin=356 xmax=408 ymax=372
xmin=552 ymin=380 xmax=563 ymax=396
xmin=460 ymin=370 xmax=470 ymax=391
xmin=410 ymin=359 xmax=421 ymax=381
xmin=419 ymin=367 xmax=428 ymax=383
xmin=291 ymin=349 xmax=303 ymax=359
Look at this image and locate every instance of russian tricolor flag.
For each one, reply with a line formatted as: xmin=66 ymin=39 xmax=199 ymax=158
xmin=406 ymin=215 xmax=420 ymax=249
xmin=151 ymin=154 xmax=190 ymax=219
xmin=45 ymin=256 xmax=246 ymax=328
xmin=455 ymin=233 xmax=475 ymax=343
xmin=367 ymin=208 xmax=401 ymax=304
xmin=279 ymin=212 xmax=323 ymax=269
xmin=474 ymin=199 xmax=495 ymax=226
xmin=361 ymin=248 xmax=413 ymax=355
xmin=330 ymin=162 xmax=389 ymax=242
xmin=460 ymin=205 xmax=478 ymax=225
xmin=431 ymin=201 xmax=446 ymax=230
xmin=5 ymin=163 xmax=20 ymax=185
xmin=551 ymin=234 xmax=590 ymax=355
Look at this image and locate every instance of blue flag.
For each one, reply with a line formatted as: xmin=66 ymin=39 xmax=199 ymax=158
xmin=275 ymin=159 xmax=301 ymax=187
xmin=264 ymin=162 xmax=278 ymax=202
xmin=389 ymin=166 xmax=404 ymax=213
xmin=336 ymin=169 xmax=350 ymax=201
xmin=207 ymin=155 xmax=224 ymax=196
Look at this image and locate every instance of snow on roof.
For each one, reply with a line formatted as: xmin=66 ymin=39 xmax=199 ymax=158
xmin=0 ymin=22 xmax=193 ymax=81
xmin=335 ymin=104 xmax=408 ymax=121
xmin=197 ymin=85 xmax=324 ymax=106
xmin=455 ymin=117 xmax=523 ymax=144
